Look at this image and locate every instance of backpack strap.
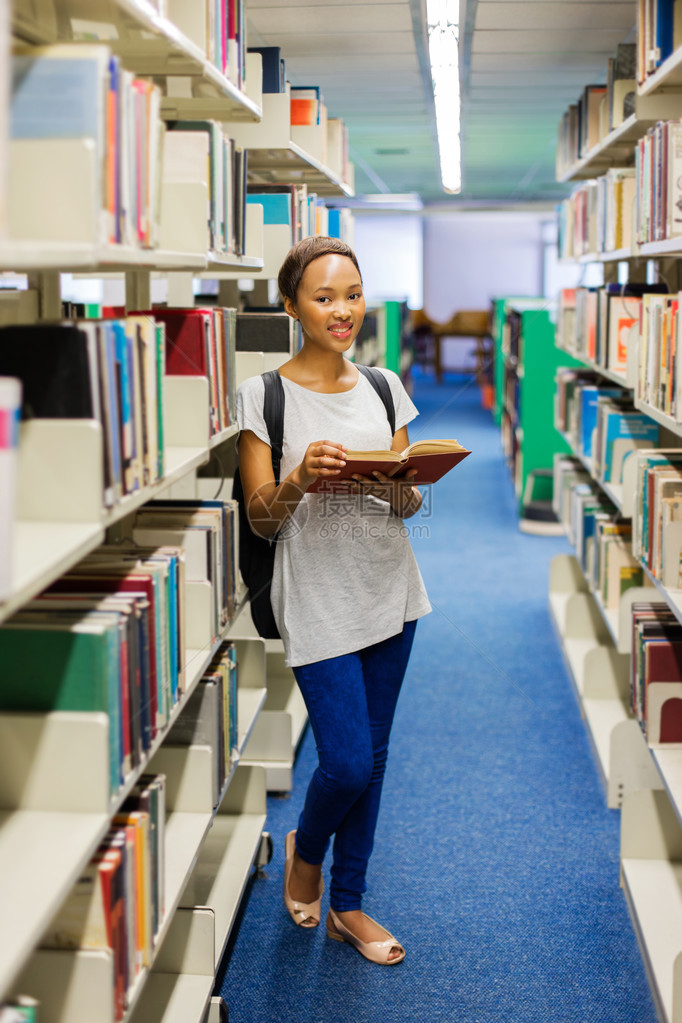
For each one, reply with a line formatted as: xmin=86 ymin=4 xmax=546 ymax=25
xmin=262 ymin=369 xmax=285 ymax=485
xmin=357 ymin=364 xmax=396 ymax=436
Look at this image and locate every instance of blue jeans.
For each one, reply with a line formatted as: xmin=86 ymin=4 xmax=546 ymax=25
xmin=292 ymin=620 xmax=417 ymax=912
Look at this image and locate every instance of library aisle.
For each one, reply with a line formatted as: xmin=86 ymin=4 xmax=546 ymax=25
xmin=215 ymin=372 xmax=657 ymax=1023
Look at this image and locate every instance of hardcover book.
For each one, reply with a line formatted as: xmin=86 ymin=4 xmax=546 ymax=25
xmin=308 ymin=439 xmax=471 ymax=492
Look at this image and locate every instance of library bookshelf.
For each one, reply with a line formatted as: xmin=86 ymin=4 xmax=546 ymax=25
xmin=549 ymin=24 xmax=682 ymax=1014
xmin=0 ymin=2 xmax=361 ymax=1017
xmin=496 ymin=299 xmax=581 ymax=513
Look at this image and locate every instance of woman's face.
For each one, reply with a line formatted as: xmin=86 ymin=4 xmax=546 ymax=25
xmin=285 ymin=253 xmax=366 ymax=353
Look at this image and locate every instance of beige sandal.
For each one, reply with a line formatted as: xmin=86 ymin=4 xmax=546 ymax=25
xmin=283 ymin=830 xmax=324 ymax=928
xmin=326 ymin=908 xmax=406 ymax=965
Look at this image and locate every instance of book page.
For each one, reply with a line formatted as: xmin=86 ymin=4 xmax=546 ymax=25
xmin=403 ymin=439 xmax=467 ymax=456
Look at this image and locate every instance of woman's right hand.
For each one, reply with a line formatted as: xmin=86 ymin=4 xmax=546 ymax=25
xmin=297 ymin=440 xmax=348 ymax=490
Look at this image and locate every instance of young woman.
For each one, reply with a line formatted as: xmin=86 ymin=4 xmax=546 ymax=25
xmin=236 ymin=236 xmax=431 ymax=965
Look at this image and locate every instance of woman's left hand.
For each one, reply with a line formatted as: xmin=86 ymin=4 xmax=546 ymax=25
xmin=350 ymin=468 xmax=422 ymax=518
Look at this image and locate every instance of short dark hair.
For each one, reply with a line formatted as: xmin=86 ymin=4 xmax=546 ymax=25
xmin=278 ymin=236 xmax=362 ymax=303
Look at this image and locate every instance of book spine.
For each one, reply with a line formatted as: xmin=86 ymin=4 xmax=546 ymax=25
xmin=0 ymin=377 xmax=21 ymax=602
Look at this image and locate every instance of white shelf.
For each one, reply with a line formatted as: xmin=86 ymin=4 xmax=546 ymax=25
xmin=228 ymin=94 xmax=354 ymax=198
xmin=638 ymin=45 xmax=682 ymax=96
xmin=558 ymin=114 xmax=639 ymax=183
xmin=642 ymin=564 xmax=682 ymax=629
xmin=653 ymin=749 xmax=682 ymax=829
xmin=12 ymin=0 xmax=262 ymax=124
xmin=639 ymin=237 xmax=682 ymax=257
xmin=558 ymin=93 xmax=682 ymax=182
xmin=0 ymin=241 xmax=209 ymax=273
xmin=0 ymin=380 xmax=216 ymax=627
xmin=127 ymin=974 xmax=214 ymax=1023
xmin=205 ymin=252 xmax=263 ymax=273
xmin=122 ymin=810 xmax=213 ymax=1023
xmin=102 ymin=446 xmax=209 ymax=528
xmin=0 ymin=520 xmax=104 ymax=625
xmin=634 ymin=398 xmax=682 ymax=438
xmin=248 ymin=140 xmax=354 ymax=198
xmin=602 ymin=247 xmax=638 ymax=262
xmin=0 ymin=809 xmax=109 ymax=1002
xmin=622 ymin=856 xmax=682 ymax=1021
xmin=208 ymin=424 xmax=238 ymax=451
xmin=557 ymin=429 xmax=624 ymax=514
xmin=180 ymin=804 xmax=266 ymax=966
xmin=237 ymin=687 xmax=268 ymax=754
xmin=549 ymin=554 xmax=660 ymax=809
xmin=593 ymin=589 xmax=620 ymax=646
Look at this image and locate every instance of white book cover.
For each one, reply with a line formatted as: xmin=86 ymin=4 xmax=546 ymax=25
xmin=163 ymin=131 xmax=210 ymax=186
xmin=607 ymin=294 xmax=639 ymax=374
xmin=667 ymin=121 xmax=682 ymax=237
xmin=0 ymin=376 xmax=21 ymax=601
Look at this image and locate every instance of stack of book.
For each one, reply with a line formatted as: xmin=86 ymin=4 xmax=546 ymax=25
xmin=557 ymin=169 xmax=635 ymax=259
xmin=555 ymin=371 xmax=626 ymax=458
xmin=637 ymin=290 xmax=682 ymax=416
xmin=168 ymin=0 xmax=248 ymax=88
xmin=558 ymin=284 xmax=668 ymax=380
xmin=637 ymin=0 xmax=681 ymax=83
xmin=132 ymin=498 xmax=240 ymax=635
xmin=556 ymin=85 xmax=606 ymax=176
xmin=631 ymin=601 xmax=682 ymax=745
xmin=594 ymin=398 xmax=660 ymax=484
xmin=635 ymin=121 xmax=682 ymax=244
xmin=555 ymin=371 xmax=659 ymax=486
xmin=633 ymin=449 xmax=682 ymax=587
xmin=167 ymin=641 xmax=238 ymax=807
xmin=10 ymin=44 xmax=164 ymax=249
xmin=247 ymin=45 xmax=286 ymax=94
xmin=557 ymin=179 xmax=599 ymax=257
xmin=40 ymin=772 xmax=167 ymax=1021
xmin=0 ymin=317 xmax=166 ymax=508
xmin=556 ymin=44 xmax=635 ymax=178
xmin=164 ymin=123 xmax=247 ymax=257
xmin=136 ymin=307 xmax=237 ymax=439
xmin=0 ymin=544 xmax=186 ymax=794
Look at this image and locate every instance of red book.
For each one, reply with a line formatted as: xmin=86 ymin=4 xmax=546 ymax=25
xmin=51 ymin=573 xmax=159 ymax=746
xmin=645 ymin=639 xmax=682 ymax=720
xmin=291 ymin=98 xmax=318 ymax=125
xmin=131 ymin=308 xmax=209 ymax=376
xmin=308 ymin=440 xmax=471 ymax=493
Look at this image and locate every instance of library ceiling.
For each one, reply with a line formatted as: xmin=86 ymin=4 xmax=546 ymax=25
xmin=247 ymin=0 xmax=637 ymax=206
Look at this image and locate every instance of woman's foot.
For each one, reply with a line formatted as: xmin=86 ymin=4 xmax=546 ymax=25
xmin=289 ymin=850 xmax=323 ymax=904
xmin=327 ymin=909 xmax=405 ymax=964
xmin=283 ymin=830 xmax=324 ymax=927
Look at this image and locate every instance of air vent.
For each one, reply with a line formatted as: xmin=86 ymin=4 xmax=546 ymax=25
xmin=374 ymin=148 xmax=409 ymax=156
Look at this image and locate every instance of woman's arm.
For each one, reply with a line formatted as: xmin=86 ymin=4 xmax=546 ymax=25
xmin=238 ymin=429 xmax=348 ymax=538
xmin=351 ymin=424 xmax=423 ymax=519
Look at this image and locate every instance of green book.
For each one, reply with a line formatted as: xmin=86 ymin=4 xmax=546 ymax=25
xmin=0 ymin=615 xmax=121 ymax=792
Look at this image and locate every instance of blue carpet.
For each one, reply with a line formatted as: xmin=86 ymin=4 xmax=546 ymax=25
xmin=216 ymin=371 xmax=656 ymax=1023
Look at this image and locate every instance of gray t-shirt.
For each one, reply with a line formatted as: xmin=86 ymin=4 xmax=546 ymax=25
xmin=236 ymin=366 xmax=431 ymax=667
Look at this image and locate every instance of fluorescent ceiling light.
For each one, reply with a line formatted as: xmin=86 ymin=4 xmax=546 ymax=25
xmin=426 ymin=0 xmax=461 ymax=194
xmin=327 ymin=193 xmax=424 ymax=211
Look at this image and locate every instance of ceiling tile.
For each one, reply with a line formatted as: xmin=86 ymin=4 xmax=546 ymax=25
xmin=472 ymin=28 xmax=629 ymax=52
xmin=475 ymin=2 xmax=635 ymax=30
xmin=248 ymin=4 xmax=412 ymax=33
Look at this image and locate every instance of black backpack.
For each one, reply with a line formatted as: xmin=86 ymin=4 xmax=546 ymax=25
xmin=232 ymin=365 xmax=396 ymax=639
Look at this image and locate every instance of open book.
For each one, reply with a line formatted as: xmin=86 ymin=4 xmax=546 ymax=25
xmin=308 ymin=439 xmax=471 ymax=492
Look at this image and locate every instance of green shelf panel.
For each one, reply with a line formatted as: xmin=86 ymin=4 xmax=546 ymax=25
xmin=514 ymin=306 xmax=585 ymax=511
xmin=384 ymin=300 xmax=402 ymax=376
